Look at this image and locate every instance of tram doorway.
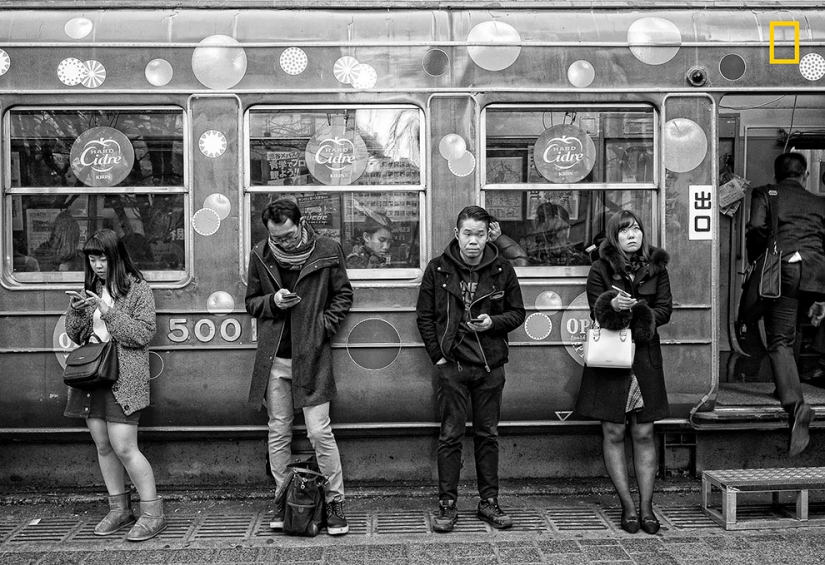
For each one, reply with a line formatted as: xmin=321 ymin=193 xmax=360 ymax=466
xmin=716 ymin=94 xmax=825 ymax=419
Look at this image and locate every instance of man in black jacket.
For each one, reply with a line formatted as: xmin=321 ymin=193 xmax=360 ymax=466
xmin=416 ymin=205 xmax=525 ymax=532
xmin=746 ymin=152 xmax=825 ymax=457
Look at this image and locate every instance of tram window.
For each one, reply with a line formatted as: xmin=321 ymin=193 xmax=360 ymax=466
xmin=246 ymin=107 xmax=423 ymax=278
xmin=5 ymin=109 xmax=186 ymax=283
xmin=483 ymin=106 xmax=657 ymax=270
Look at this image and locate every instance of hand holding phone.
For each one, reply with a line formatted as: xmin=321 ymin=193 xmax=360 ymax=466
xmin=611 ymin=285 xmax=631 ymax=297
xmin=469 ymin=317 xmax=484 ymax=323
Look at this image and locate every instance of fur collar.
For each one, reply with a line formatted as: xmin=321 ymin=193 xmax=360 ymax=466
xmin=598 ymin=241 xmax=669 ymax=276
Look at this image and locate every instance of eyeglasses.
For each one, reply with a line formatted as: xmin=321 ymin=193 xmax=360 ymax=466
xmin=269 ymin=228 xmax=299 ymax=245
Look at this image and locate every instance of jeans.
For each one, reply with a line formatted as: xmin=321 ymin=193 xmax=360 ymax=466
xmin=763 ymin=263 xmax=810 ymax=414
xmin=266 ymin=357 xmax=344 ymax=503
xmin=436 ymin=362 xmax=505 ymax=502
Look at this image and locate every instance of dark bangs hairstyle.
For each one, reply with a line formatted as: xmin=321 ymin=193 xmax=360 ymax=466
xmin=83 ymin=229 xmax=144 ymax=297
xmin=455 ymin=205 xmax=494 ymax=229
xmin=604 ymin=210 xmax=650 ymax=263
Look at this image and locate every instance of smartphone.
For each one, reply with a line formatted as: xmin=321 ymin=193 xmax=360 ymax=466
xmin=282 ymin=292 xmax=299 ymax=299
xmin=65 ymin=290 xmax=85 ymax=299
xmin=611 ymin=285 xmax=631 ymax=297
xmin=469 ymin=317 xmax=484 ymax=323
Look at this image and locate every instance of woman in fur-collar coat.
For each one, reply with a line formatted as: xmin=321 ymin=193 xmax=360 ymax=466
xmin=575 ymin=210 xmax=672 ymax=536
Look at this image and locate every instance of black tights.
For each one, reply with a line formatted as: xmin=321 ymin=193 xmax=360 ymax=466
xmin=601 ymin=415 xmax=657 ymax=518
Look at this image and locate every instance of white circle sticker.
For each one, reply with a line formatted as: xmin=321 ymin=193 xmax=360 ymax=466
xmin=280 ymin=47 xmax=308 ymax=75
xmin=199 ymin=130 xmax=228 ymax=158
xmin=58 ymin=57 xmax=88 ymax=86
xmin=799 ymin=53 xmax=825 ymax=81
xmin=81 ymin=60 xmax=106 ymax=88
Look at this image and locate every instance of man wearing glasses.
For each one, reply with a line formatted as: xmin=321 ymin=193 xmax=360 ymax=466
xmin=245 ymin=199 xmax=353 ymax=535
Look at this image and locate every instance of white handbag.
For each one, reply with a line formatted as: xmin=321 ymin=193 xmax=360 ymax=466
xmin=582 ymin=322 xmax=635 ymax=369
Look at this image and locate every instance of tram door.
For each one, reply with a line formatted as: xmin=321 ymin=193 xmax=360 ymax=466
xmin=725 ymin=94 xmax=825 ymax=385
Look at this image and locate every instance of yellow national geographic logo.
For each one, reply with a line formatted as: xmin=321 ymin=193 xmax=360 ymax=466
xmin=769 ymin=21 xmax=800 ymax=64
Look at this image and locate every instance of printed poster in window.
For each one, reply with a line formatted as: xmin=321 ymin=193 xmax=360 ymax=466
xmin=486 ymin=156 xmax=524 ymax=184
xmin=26 ymin=209 xmax=61 ymax=254
xmin=266 ymin=146 xmax=306 ymax=186
xmin=486 ymin=191 xmax=523 ymax=221
xmin=296 ymin=193 xmax=341 ymax=241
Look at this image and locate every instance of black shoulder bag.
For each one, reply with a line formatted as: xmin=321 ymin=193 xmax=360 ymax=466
xmin=737 ymin=188 xmax=781 ymax=324
xmin=63 ymin=334 xmax=119 ymax=389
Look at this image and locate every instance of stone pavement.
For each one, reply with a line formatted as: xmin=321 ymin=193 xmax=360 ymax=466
xmin=2 ymin=482 xmax=825 ymax=564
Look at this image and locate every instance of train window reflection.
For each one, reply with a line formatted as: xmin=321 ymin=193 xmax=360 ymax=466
xmin=250 ymin=192 xmax=420 ymax=272
xmin=483 ymin=105 xmax=657 ymax=270
xmin=11 ymin=195 xmax=186 ymax=278
xmin=5 ymin=108 xmax=186 ymax=282
xmin=247 ymin=106 xmax=424 ymax=277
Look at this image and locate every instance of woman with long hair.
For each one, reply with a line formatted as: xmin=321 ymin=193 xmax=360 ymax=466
xmin=63 ymin=229 xmax=166 ymax=542
xmin=575 ymin=210 xmax=672 ymax=535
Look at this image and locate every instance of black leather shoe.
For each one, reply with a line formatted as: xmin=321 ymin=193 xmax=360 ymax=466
xmin=790 ymin=402 xmax=813 ymax=457
xmin=620 ymin=511 xmax=640 ymax=534
xmin=640 ymin=515 xmax=660 ymax=535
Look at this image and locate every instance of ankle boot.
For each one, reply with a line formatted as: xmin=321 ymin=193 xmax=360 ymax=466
xmin=126 ymin=497 xmax=168 ymax=542
xmin=94 ymin=492 xmax=136 ymax=536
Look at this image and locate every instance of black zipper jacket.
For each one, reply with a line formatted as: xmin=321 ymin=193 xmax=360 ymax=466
xmin=416 ymin=240 xmax=525 ymax=371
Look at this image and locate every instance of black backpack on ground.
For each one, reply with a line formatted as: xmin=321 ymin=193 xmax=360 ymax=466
xmin=274 ymin=457 xmax=327 ymax=537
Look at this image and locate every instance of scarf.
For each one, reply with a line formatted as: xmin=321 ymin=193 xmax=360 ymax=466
xmin=268 ymin=221 xmax=317 ymax=271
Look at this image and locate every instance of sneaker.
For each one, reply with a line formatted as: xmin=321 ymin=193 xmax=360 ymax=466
xmin=269 ymin=499 xmax=284 ymax=530
xmin=790 ymin=402 xmax=814 ymax=457
xmin=432 ymin=499 xmax=458 ymax=533
xmin=326 ymin=500 xmax=349 ymax=535
xmin=477 ymin=497 xmax=513 ymax=529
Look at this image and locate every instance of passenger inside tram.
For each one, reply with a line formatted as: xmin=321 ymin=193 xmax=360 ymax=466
xmin=346 ymin=214 xmax=394 ymax=269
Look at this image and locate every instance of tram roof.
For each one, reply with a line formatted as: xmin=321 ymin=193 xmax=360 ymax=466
xmin=0 ymin=2 xmax=823 ymax=45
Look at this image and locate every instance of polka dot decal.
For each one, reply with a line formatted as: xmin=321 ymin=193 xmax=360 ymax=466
xmin=535 ymin=290 xmax=563 ymax=313
xmin=439 ymin=134 xmax=466 ymax=160
xmin=65 ymin=17 xmax=93 ymax=40
xmin=664 ymin=118 xmax=708 ymax=173
xmin=203 ymin=193 xmax=232 ymax=220
xmin=351 ymin=63 xmax=378 ymax=90
xmin=467 ymin=21 xmax=522 ymax=72
xmin=81 ymin=60 xmax=106 ymax=88
xmin=525 ymin=313 xmax=553 ymax=340
xmin=57 ymin=57 xmax=87 ymax=86
xmin=191 ymin=35 xmax=247 ymax=90
xmin=567 ymin=60 xmax=595 ymax=88
xmin=145 ymin=59 xmax=173 ymax=86
xmin=279 ymin=47 xmax=308 ymax=75
xmin=192 ymin=208 xmax=221 ymax=236
xmin=346 ymin=319 xmax=401 ymax=371
xmin=199 ymin=130 xmax=228 ymax=158
xmin=0 ymin=49 xmax=9 ymax=76
xmin=448 ymin=152 xmax=475 ymax=177
xmin=627 ymin=17 xmax=681 ymax=65
xmin=207 ymin=291 xmax=235 ymax=315
xmin=799 ymin=53 xmax=825 ymax=81
xmin=333 ymin=56 xmax=359 ymax=84
xmin=423 ymin=49 xmax=450 ymax=77
xmin=719 ymin=53 xmax=746 ymax=81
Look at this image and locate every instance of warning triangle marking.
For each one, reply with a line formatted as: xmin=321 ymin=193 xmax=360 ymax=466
xmin=555 ymin=411 xmax=573 ymax=421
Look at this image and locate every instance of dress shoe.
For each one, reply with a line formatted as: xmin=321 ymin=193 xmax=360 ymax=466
xmin=640 ymin=515 xmax=660 ymax=535
xmin=790 ymin=402 xmax=813 ymax=457
xmin=620 ymin=511 xmax=640 ymax=534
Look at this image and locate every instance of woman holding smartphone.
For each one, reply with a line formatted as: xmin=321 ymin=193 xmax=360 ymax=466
xmin=64 ymin=229 xmax=166 ymax=542
xmin=575 ymin=210 xmax=672 ymax=535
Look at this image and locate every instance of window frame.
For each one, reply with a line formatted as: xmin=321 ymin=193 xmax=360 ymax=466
xmin=243 ymin=104 xmax=427 ymax=281
xmin=481 ymin=103 xmax=660 ymax=277
xmin=3 ymin=105 xmax=190 ymax=286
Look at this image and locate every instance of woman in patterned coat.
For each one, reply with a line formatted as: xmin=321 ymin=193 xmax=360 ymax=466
xmin=64 ymin=229 xmax=165 ymax=542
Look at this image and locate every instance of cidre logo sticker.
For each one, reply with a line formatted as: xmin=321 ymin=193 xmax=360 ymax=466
xmin=70 ymin=127 xmax=135 ymax=187
xmin=305 ymin=125 xmax=368 ymax=186
xmin=533 ymin=124 xmax=596 ymax=184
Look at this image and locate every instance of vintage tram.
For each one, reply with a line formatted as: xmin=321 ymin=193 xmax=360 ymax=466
xmin=1 ymin=1 xmax=823 ymax=486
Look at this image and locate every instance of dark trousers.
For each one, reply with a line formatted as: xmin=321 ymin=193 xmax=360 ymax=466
xmin=764 ymin=263 xmax=812 ymax=413
xmin=436 ymin=362 xmax=505 ymax=502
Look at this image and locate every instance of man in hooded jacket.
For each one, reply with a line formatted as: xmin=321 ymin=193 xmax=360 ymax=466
xmin=416 ymin=205 xmax=525 ymax=533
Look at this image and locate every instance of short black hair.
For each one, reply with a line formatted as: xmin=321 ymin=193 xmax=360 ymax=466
xmin=774 ymin=152 xmax=807 ymax=182
xmin=455 ymin=205 xmax=493 ymax=229
xmin=262 ymin=198 xmax=301 ymax=228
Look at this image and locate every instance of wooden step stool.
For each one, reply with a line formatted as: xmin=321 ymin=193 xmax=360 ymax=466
xmin=702 ymin=467 xmax=825 ymax=530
